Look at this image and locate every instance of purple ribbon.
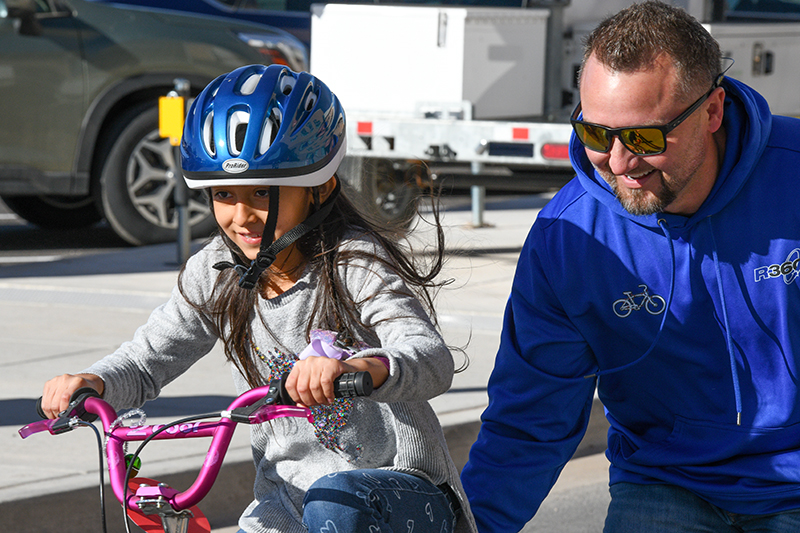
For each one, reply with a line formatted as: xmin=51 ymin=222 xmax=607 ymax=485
xmin=297 ymin=338 xmax=348 ymax=361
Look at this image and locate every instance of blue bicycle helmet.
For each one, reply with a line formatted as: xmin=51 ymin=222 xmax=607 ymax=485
xmin=180 ymin=65 xmax=347 ymax=289
xmin=181 ymin=64 xmax=346 ymax=188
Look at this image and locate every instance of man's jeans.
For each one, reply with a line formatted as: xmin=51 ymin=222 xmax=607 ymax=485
xmin=605 ymin=482 xmax=800 ymax=532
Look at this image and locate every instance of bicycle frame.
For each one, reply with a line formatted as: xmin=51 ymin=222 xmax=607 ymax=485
xmin=19 ymin=371 xmax=371 ymax=533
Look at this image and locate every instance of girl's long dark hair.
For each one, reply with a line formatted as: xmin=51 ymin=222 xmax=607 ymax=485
xmin=178 ymin=177 xmax=451 ymax=389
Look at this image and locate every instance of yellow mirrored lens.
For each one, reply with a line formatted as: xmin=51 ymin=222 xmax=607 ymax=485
xmin=577 ymin=124 xmax=610 ymax=152
xmin=620 ymin=128 xmax=665 ymax=155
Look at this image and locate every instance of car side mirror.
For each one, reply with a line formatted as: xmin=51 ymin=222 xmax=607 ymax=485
xmin=3 ymin=0 xmax=42 ymax=36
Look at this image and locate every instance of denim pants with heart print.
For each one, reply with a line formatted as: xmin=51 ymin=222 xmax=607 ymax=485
xmin=302 ymin=469 xmax=457 ymax=533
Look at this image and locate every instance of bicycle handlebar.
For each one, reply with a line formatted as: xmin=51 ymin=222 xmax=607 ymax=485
xmin=20 ymin=371 xmax=373 ymax=514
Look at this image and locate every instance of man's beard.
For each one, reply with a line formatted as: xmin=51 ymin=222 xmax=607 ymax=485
xmin=600 ymin=170 xmax=678 ymax=216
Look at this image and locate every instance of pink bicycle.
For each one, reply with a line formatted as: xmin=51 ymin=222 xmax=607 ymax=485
xmin=19 ymin=372 xmax=373 ymax=533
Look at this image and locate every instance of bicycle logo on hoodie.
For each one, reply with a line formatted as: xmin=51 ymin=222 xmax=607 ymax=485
xmin=754 ymin=248 xmax=800 ymax=285
xmin=612 ymin=284 xmax=666 ymax=318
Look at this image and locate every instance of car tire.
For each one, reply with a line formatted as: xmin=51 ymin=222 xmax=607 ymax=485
xmin=95 ymin=103 xmax=216 ymax=246
xmin=1 ymin=193 xmax=102 ymax=229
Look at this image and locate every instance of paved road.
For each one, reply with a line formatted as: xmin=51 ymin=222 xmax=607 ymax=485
xmin=0 ymin=198 xmax=128 ymax=265
xmin=1 ymin=193 xmax=611 ymax=532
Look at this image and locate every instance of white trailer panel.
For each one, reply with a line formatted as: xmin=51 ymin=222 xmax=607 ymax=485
xmin=310 ymin=4 xmax=549 ymax=120
xmin=705 ymin=23 xmax=800 ymax=117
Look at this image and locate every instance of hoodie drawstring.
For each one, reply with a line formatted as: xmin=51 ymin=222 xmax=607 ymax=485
xmin=708 ymin=218 xmax=743 ymax=425
xmin=584 ymin=218 xmax=677 ymax=380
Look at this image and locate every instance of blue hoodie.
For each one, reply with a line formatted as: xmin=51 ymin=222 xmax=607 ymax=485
xmin=461 ymin=78 xmax=800 ymax=532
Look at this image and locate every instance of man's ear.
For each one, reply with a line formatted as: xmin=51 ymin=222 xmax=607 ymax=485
xmin=316 ymin=175 xmax=338 ymax=203
xmin=706 ymin=86 xmax=726 ymax=134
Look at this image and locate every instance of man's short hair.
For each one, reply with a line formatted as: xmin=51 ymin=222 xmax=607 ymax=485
xmin=580 ymin=0 xmax=722 ymax=101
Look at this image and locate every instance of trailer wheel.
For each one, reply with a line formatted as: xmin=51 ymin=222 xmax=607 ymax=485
xmin=361 ymin=158 xmax=419 ymax=226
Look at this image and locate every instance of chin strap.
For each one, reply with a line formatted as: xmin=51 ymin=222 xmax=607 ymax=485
xmin=213 ymin=179 xmax=342 ymax=290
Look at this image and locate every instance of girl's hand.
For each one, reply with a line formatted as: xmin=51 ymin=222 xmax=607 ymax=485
xmin=286 ymin=356 xmax=388 ymax=407
xmin=41 ymin=373 xmax=105 ymax=419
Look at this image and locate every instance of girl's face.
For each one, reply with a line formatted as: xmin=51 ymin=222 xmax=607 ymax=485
xmin=211 ymin=185 xmax=313 ymax=263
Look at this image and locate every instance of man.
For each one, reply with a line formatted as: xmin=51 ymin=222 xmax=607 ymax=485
xmin=460 ymin=1 xmax=800 ymax=531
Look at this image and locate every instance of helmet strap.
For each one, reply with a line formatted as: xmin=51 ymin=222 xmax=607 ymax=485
xmin=228 ymin=178 xmax=341 ymax=290
xmin=232 ymin=186 xmax=280 ymax=290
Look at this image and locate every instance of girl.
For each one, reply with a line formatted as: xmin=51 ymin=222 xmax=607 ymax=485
xmin=40 ymin=64 xmax=476 ymax=533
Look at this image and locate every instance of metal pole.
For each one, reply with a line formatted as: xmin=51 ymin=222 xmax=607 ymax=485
xmin=172 ymin=78 xmax=191 ymax=264
xmin=470 ymin=185 xmax=486 ymax=228
xmin=470 ymin=161 xmax=486 ymax=228
xmin=174 ymin=150 xmax=191 ymax=264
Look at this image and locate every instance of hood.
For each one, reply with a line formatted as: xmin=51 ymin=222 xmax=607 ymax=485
xmin=568 ymin=78 xmax=773 ymax=418
xmin=569 ymin=77 xmax=773 ymax=229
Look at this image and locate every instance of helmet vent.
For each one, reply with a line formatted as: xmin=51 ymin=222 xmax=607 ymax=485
xmin=305 ymin=92 xmax=317 ymax=111
xmin=202 ymin=112 xmax=215 ymax=157
xmin=239 ymin=72 xmax=262 ymax=96
xmin=229 ymin=110 xmax=250 ymax=156
xmin=279 ymin=73 xmax=295 ymax=95
xmin=259 ymin=107 xmax=282 ymax=156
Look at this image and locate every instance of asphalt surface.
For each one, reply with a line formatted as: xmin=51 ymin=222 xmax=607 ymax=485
xmin=0 ymin=194 xmax=611 ymax=532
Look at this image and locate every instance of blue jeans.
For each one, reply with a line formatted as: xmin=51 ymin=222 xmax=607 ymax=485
xmin=302 ymin=469 xmax=457 ymax=533
xmin=605 ymin=483 xmax=800 ymax=532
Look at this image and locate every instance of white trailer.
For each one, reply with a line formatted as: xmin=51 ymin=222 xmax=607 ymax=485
xmin=309 ymin=1 xmax=800 ymax=224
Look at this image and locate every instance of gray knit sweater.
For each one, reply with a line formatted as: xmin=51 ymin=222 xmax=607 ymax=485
xmin=86 ymin=234 xmax=477 ymax=533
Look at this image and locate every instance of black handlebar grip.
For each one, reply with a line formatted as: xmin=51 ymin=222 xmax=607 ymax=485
xmin=272 ymin=371 xmax=373 ymax=405
xmin=333 ymin=372 xmax=374 ymax=398
xmin=35 ymin=397 xmax=46 ymax=420
xmin=36 ymin=387 xmax=101 ymax=422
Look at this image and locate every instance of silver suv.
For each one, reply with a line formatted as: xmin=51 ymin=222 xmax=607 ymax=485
xmin=0 ymin=0 xmax=307 ymax=245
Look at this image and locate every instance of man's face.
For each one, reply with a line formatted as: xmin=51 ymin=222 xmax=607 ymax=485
xmin=578 ymin=54 xmax=723 ymax=216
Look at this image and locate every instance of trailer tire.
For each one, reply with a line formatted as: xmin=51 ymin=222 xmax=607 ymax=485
xmin=360 ymin=158 xmax=419 ymax=226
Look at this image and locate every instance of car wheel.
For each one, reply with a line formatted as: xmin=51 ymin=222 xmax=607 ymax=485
xmin=1 ymin=193 xmax=102 ymax=229
xmin=96 ymin=103 xmax=215 ymax=246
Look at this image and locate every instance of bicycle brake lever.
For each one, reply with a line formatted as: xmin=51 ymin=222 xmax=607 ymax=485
xmin=22 ymin=387 xmax=102 ymax=438
xmin=228 ymin=379 xmax=284 ymax=423
xmin=248 ymin=405 xmax=314 ymax=424
xmin=18 ymin=419 xmax=58 ymax=439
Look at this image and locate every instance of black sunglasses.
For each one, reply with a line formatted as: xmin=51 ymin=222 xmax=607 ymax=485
xmin=571 ymin=78 xmax=721 ymax=156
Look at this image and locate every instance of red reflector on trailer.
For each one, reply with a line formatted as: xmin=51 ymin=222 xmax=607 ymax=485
xmin=512 ymin=128 xmax=529 ymax=140
xmin=542 ymin=143 xmax=570 ymax=160
xmin=357 ymin=122 xmax=373 ymax=135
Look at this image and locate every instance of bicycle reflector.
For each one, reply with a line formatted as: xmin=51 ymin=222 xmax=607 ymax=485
xmin=125 ymin=454 xmax=142 ymax=477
